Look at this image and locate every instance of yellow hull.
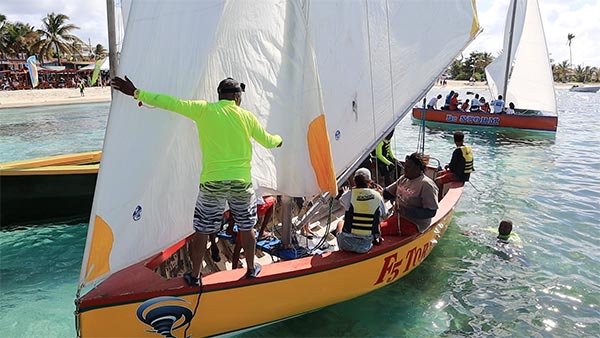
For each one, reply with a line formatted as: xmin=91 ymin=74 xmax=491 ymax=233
xmin=78 ymin=188 xmax=459 ymax=337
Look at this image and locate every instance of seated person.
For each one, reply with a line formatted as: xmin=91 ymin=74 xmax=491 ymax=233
xmin=491 ymin=95 xmax=505 ymax=114
xmin=479 ymin=97 xmax=490 ymax=112
xmin=333 ymin=168 xmax=386 ymax=253
xmin=380 ymin=152 xmax=439 ymax=236
xmin=435 ymin=131 xmax=473 ymax=200
xmin=371 ymin=130 xmax=404 ymax=186
xmin=449 ymin=92 xmax=460 ymax=111
xmin=460 ymin=99 xmax=470 ymax=112
xmin=505 ymin=102 xmax=515 ymax=114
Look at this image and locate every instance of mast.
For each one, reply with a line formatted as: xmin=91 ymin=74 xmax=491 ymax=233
xmin=106 ymin=0 xmax=118 ymax=81
xmin=502 ymin=0 xmax=518 ymax=100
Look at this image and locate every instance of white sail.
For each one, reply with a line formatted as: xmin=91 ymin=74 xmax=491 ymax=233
xmin=79 ymin=0 xmax=479 ymax=287
xmin=485 ymin=0 xmax=556 ymax=115
xmin=309 ymin=0 xmax=481 ymax=176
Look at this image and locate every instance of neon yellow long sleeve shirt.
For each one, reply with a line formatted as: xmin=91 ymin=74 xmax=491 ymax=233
xmin=138 ymin=90 xmax=282 ymax=183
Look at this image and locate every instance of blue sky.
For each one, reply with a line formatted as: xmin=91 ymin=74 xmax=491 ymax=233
xmin=1 ymin=0 xmax=599 ymax=66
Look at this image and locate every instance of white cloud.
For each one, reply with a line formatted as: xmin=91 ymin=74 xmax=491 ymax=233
xmin=0 ymin=0 xmax=108 ymax=48
xmin=465 ymin=0 xmax=600 ymax=66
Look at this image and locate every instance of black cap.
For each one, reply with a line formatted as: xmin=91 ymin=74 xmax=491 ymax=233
xmin=217 ymin=77 xmax=246 ymax=94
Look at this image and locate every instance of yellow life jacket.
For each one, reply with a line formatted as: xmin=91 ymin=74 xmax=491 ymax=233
xmin=344 ymin=188 xmax=382 ymax=236
xmin=460 ymin=145 xmax=474 ymax=174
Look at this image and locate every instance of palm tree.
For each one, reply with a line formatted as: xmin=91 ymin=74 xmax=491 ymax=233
xmin=93 ymin=43 xmax=107 ymax=60
xmin=33 ymin=12 xmax=82 ymax=65
xmin=0 ymin=14 xmax=8 ymax=59
xmin=567 ymin=33 xmax=575 ymax=66
xmin=4 ymin=22 xmax=39 ymax=58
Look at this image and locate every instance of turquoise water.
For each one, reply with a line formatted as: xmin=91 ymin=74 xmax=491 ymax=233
xmin=1 ymin=90 xmax=599 ymax=337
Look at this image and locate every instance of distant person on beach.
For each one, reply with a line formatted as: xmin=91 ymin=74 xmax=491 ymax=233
xmin=111 ymin=75 xmax=283 ymax=285
xmin=428 ymin=94 xmax=443 ymax=110
xmin=78 ymin=81 xmax=85 ymax=97
xmin=435 ymin=131 xmax=473 ymax=201
xmin=470 ymin=93 xmax=481 ymax=112
xmin=332 ymin=168 xmax=386 ymax=253
xmin=380 ymin=152 xmax=439 ymax=236
xmin=505 ymin=102 xmax=515 ymax=114
xmin=491 ymin=95 xmax=505 ymax=114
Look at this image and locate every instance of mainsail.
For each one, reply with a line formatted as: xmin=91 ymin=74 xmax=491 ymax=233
xmin=485 ymin=0 xmax=556 ymax=115
xmin=79 ymin=0 xmax=479 ymax=288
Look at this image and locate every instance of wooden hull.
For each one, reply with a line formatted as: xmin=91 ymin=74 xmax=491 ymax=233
xmin=0 ymin=151 xmax=100 ymax=227
xmin=77 ymin=183 xmax=464 ymax=337
xmin=412 ymin=108 xmax=558 ymax=132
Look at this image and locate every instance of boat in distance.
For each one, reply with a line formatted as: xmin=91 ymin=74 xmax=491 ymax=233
xmin=412 ymin=108 xmax=558 ymax=132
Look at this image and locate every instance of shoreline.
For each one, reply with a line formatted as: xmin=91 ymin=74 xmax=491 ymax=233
xmin=0 ymin=81 xmax=590 ymax=109
xmin=0 ymin=87 xmax=112 ymax=109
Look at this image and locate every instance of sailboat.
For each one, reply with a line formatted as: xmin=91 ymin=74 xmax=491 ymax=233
xmin=412 ymin=0 xmax=558 ymax=132
xmin=74 ymin=1 xmax=479 ymax=336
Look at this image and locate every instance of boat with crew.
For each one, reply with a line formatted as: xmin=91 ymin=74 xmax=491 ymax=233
xmin=412 ymin=0 xmax=558 ymax=132
xmin=74 ymin=1 xmax=479 ymax=336
xmin=0 ymin=151 xmax=100 ymax=227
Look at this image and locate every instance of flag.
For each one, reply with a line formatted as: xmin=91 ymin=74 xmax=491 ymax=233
xmin=90 ymin=59 xmax=104 ymax=86
xmin=25 ymin=56 xmax=39 ymax=88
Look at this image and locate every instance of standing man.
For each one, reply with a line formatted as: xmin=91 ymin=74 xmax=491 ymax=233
xmin=435 ymin=131 xmax=473 ymax=200
xmin=112 ymin=76 xmax=282 ymax=285
xmin=491 ymin=95 xmax=505 ymax=114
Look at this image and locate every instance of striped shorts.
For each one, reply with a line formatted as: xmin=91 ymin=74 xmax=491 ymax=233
xmin=193 ymin=180 xmax=257 ymax=234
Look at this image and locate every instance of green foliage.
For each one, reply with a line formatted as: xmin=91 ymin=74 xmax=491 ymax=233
xmin=447 ymin=51 xmax=493 ymax=81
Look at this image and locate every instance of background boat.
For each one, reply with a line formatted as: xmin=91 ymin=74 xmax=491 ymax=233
xmin=415 ymin=0 xmax=558 ymax=132
xmin=412 ymin=107 xmax=557 ymax=132
xmin=0 ymin=151 xmax=100 ymax=228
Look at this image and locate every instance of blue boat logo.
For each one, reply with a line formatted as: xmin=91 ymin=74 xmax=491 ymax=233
xmin=132 ymin=205 xmax=142 ymax=221
xmin=136 ymin=296 xmax=194 ymax=338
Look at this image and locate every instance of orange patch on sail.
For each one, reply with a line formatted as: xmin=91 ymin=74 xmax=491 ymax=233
xmin=307 ymin=115 xmax=337 ymax=195
xmin=84 ymin=215 xmax=114 ymax=283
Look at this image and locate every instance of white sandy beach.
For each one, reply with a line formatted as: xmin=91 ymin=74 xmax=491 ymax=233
xmin=0 ymin=80 xmax=581 ymax=110
xmin=0 ymin=86 xmax=112 ymax=109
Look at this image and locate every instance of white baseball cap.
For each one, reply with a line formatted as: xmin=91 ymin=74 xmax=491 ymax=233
xmin=354 ymin=167 xmax=372 ymax=181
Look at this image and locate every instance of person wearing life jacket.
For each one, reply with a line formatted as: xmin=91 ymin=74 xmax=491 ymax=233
xmin=435 ymin=131 xmax=473 ymax=201
xmin=333 ymin=168 xmax=386 ymax=253
xmin=370 ymin=130 xmax=404 ymax=186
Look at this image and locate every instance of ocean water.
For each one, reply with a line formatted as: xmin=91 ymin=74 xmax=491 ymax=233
xmin=1 ymin=90 xmax=599 ymax=337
